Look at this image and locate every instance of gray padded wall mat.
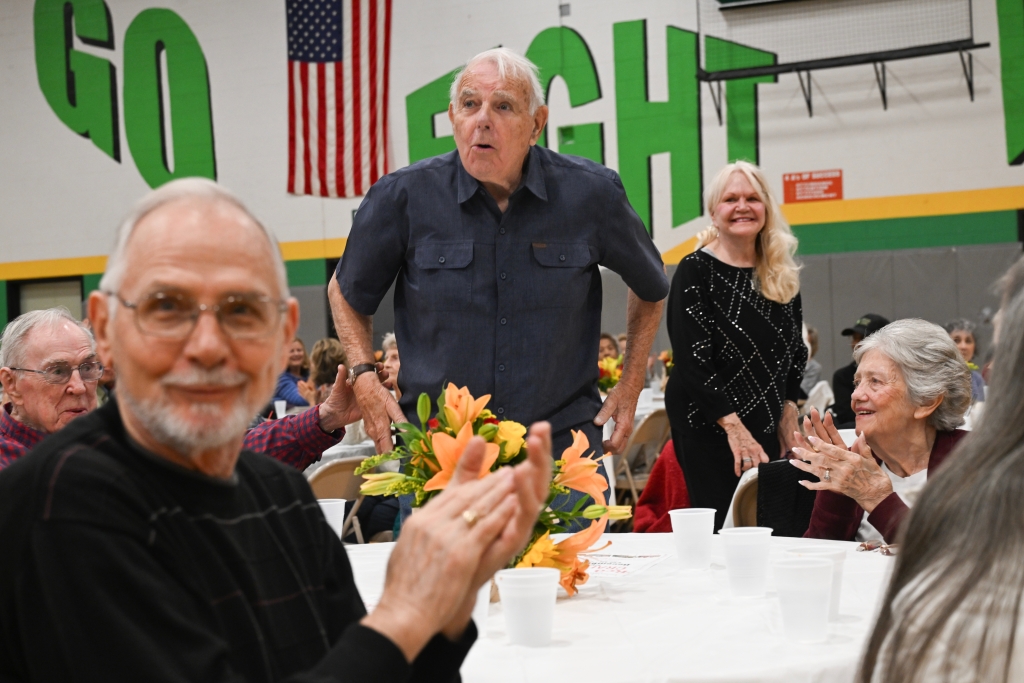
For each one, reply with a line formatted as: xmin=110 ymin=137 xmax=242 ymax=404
xmin=801 ymin=242 xmax=1022 ymax=381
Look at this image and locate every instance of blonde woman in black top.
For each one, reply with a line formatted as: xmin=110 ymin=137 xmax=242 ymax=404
xmin=664 ymin=161 xmax=806 ymax=531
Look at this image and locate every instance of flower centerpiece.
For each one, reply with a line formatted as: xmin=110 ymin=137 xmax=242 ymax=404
xmin=597 ymin=356 xmax=623 ymax=393
xmin=658 ymin=350 xmax=674 ymax=376
xmin=356 ymin=382 xmax=631 ymax=596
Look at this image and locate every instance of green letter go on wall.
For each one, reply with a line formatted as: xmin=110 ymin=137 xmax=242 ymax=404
xmin=997 ymin=0 xmax=1024 ymax=165
xmin=124 ymin=9 xmax=216 ymax=188
xmin=526 ymin=26 xmax=604 ymax=163
xmin=614 ymin=20 xmax=702 ymax=235
xmin=34 ymin=0 xmax=119 ymax=161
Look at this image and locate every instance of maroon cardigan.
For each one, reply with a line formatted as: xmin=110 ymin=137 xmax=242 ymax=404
xmin=803 ymin=429 xmax=967 ymax=543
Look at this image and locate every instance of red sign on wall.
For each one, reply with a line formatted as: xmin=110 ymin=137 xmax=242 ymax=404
xmin=782 ymin=169 xmax=843 ymax=203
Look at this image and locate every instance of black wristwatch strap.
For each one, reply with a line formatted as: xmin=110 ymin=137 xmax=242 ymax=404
xmin=347 ymin=363 xmax=378 ymax=386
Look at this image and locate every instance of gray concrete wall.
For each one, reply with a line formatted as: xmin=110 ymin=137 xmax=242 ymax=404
xmin=800 ymin=243 xmax=1021 ymax=381
xmin=292 ymin=285 xmax=331 ymax=349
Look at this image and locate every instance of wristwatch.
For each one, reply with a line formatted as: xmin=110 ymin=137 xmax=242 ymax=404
xmin=347 ymin=363 xmax=378 ymax=386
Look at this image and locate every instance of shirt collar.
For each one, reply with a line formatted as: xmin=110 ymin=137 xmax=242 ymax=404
xmin=0 ymin=402 xmax=47 ymax=450
xmin=455 ymin=145 xmax=549 ymax=204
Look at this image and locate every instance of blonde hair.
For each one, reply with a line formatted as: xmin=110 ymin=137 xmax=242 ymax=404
xmin=696 ymin=161 xmax=800 ymax=304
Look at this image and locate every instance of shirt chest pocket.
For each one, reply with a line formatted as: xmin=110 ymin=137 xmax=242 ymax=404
xmin=412 ymin=241 xmax=475 ymax=311
xmin=527 ymin=242 xmax=594 ymax=309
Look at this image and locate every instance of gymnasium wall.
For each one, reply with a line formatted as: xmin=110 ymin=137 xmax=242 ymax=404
xmin=2 ymin=0 xmax=1024 ymax=345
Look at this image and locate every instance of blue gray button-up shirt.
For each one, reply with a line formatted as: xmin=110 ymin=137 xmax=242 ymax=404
xmin=335 ymin=145 xmax=669 ymax=433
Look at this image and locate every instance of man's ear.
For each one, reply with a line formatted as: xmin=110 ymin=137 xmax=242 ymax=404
xmin=87 ymin=291 xmax=114 ymax=371
xmin=278 ymin=298 xmax=300 ymax=373
xmin=530 ymin=105 xmax=549 ymax=146
xmin=0 ymin=367 xmax=22 ymax=406
xmin=448 ymin=103 xmax=456 ymax=127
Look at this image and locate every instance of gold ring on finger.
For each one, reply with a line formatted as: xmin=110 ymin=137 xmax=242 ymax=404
xmin=462 ymin=508 xmax=480 ymax=527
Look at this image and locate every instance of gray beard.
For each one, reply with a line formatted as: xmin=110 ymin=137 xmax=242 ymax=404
xmin=117 ymin=367 xmax=270 ymax=460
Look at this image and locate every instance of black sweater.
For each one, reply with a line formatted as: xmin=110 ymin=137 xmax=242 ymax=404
xmin=665 ymin=249 xmax=807 ymax=440
xmin=0 ymin=400 xmax=474 ymax=683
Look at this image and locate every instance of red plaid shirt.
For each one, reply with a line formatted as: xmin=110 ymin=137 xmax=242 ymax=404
xmin=242 ymin=405 xmax=343 ymax=471
xmin=0 ymin=403 xmax=341 ymax=473
xmin=0 ymin=404 xmax=47 ymax=472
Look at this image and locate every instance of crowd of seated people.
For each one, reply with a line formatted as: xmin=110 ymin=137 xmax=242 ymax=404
xmin=3 ymin=171 xmax=1024 ymax=681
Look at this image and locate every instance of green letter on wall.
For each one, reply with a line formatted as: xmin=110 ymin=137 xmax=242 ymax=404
xmin=526 ymin=26 xmax=603 ymax=162
xmin=997 ymin=0 xmax=1024 ymax=165
xmin=123 ymin=9 xmax=215 ymax=188
xmin=34 ymin=0 xmax=119 ymax=161
xmin=614 ymin=21 xmax=702 ymax=234
xmin=406 ymin=68 xmax=460 ymax=164
xmin=704 ymin=36 xmax=776 ymax=165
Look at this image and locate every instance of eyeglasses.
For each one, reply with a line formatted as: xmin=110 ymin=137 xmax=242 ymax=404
xmin=10 ymin=361 xmax=105 ymax=385
xmin=108 ymin=290 xmax=288 ymax=340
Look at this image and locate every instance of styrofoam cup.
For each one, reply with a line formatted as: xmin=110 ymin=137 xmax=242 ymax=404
xmin=669 ymin=508 xmax=716 ymax=570
xmin=274 ymin=400 xmax=288 ymax=419
xmin=496 ymin=568 xmax=559 ymax=646
xmin=773 ymin=558 xmax=833 ymax=642
xmin=472 ymin=578 xmax=493 ymax=631
xmin=719 ymin=527 xmax=773 ymax=597
xmin=786 ymin=545 xmax=847 ymax=620
xmin=318 ymin=498 xmax=347 ymax=537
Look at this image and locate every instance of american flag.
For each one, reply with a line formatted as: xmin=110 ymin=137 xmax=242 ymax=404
xmin=286 ymin=0 xmax=392 ymax=198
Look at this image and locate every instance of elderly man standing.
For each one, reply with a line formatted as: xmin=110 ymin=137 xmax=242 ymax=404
xmin=331 ymin=48 xmax=668 ymax=473
xmin=0 ymin=307 xmax=359 ymax=472
xmin=0 ymin=179 xmax=551 ymax=682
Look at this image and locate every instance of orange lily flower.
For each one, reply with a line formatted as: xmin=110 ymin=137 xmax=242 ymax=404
xmin=443 ymin=383 xmax=491 ymax=434
xmin=516 ymin=517 xmax=610 ymax=596
xmin=553 ymin=430 xmax=609 ymax=506
xmin=423 ymin=422 xmax=499 ymax=491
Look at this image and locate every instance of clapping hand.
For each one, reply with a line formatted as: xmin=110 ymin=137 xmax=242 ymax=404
xmin=796 ymin=407 xmax=847 ymax=451
xmin=361 ymin=422 xmax=552 ymax=661
xmin=790 ymin=423 xmax=892 ymax=513
xmin=296 ymin=378 xmax=318 ymax=406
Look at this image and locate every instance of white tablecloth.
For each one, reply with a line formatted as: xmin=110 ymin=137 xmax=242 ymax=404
xmin=303 ymin=440 xmax=377 ymax=477
xmin=346 ymin=533 xmax=893 ymax=683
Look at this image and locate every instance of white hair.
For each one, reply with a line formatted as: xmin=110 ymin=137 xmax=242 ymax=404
xmin=381 ymin=332 xmax=397 ymax=352
xmin=449 ymin=47 xmax=545 ymax=115
xmin=854 ymin=318 xmax=972 ymax=431
xmin=0 ymin=307 xmax=94 ymax=369
xmin=98 ymin=178 xmax=289 ymax=303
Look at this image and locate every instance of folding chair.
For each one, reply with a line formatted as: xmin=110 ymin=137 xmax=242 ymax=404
xmin=308 ymin=458 xmax=368 ymax=543
xmin=613 ymin=409 xmax=671 ymax=508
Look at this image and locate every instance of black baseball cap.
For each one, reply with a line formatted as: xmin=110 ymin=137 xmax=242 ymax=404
xmin=842 ymin=313 xmax=890 ymax=338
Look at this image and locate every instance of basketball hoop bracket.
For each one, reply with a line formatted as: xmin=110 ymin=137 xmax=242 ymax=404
xmin=797 ymin=71 xmax=812 ymax=117
xmin=873 ymin=62 xmax=887 ymax=110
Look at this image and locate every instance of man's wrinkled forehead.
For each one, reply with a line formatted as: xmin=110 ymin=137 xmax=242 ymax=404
xmin=24 ymin=323 xmax=95 ymax=366
xmin=457 ymin=67 xmax=530 ymax=106
xmin=123 ymin=197 xmax=281 ymax=293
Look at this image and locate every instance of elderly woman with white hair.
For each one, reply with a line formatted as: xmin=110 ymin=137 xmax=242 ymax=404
xmin=856 ymin=261 xmax=1024 ymax=683
xmin=792 ymin=318 xmax=972 ymax=543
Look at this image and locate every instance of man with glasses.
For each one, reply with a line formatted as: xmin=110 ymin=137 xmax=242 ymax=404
xmin=0 ymin=309 xmax=101 ymax=469
xmin=0 ymin=305 xmax=359 ymax=473
xmin=0 ymin=178 xmax=551 ymax=682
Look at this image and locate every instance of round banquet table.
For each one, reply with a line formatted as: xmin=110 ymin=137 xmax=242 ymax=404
xmin=345 ymin=533 xmax=893 ymax=683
